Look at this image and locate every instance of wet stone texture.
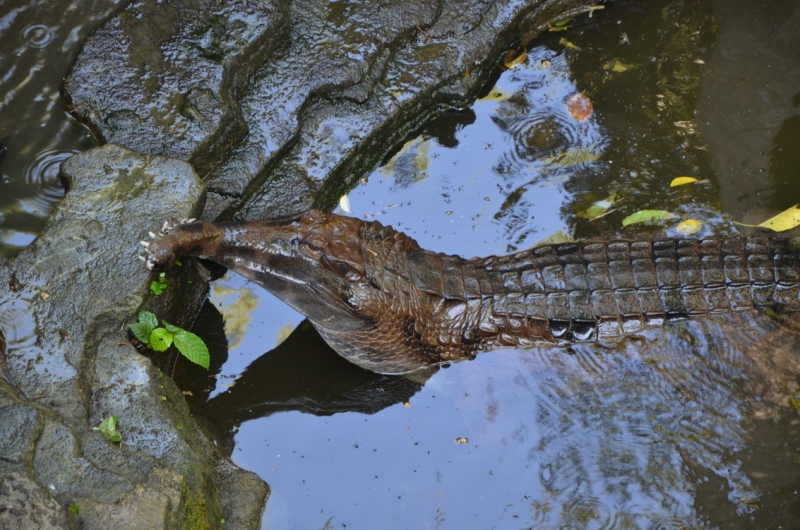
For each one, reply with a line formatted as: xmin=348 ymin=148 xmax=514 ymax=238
xmin=65 ymin=0 xmax=593 ymax=220
xmin=0 ymin=145 xmax=267 ymax=529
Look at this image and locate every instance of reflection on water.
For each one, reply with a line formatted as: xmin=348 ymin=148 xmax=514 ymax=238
xmin=0 ymin=0 xmax=119 ymax=257
xmin=175 ymin=1 xmax=800 ymax=528
xmin=188 ymin=307 xmax=800 ymax=528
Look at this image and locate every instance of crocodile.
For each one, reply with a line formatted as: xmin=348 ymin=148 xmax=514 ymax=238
xmin=142 ymin=209 xmax=800 ymax=374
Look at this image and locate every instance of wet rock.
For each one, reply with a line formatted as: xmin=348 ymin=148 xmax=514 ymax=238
xmin=64 ymin=0 xmax=289 ymax=176
xmin=0 ymin=472 xmax=69 ymax=530
xmin=0 ymin=145 xmax=267 ymax=529
xmin=65 ymin=0 xmax=595 ymax=220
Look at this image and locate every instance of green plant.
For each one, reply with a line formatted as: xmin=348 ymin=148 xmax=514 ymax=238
xmin=150 ymin=272 xmax=168 ymax=295
xmin=68 ymin=503 xmax=81 ymax=516
xmin=129 ymin=311 xmax=210 ymax=369
xmin=93 ymin=416 xmax=122 ymax=443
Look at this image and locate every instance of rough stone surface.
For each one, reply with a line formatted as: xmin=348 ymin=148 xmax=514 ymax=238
xmin=65 ymin=0 xmax=593 ymax=220
xmin=0 ymin=145 xmax=268 ymax=529
xmin=0 ymin=472 xmax=69 ymax=530
xmin=64 ymin=0 xmax=288 ymax=176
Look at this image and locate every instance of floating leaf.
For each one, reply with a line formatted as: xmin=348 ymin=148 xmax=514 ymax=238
xmin=339 ymin=194 xmax=351 ymax=213
xmin=578 ymin=193 xmax=616 ymax=220
xmin=534 ymin=229 xmax=574 ymax=247
xmin=558 ymin=38 xmax=581 ymax=51
xmin=554 ymin=18 xmax=573 ymax=27
xmin=735 ymin=204 xmax=800 ymax=232
xmin=503 ymin=50 xmax=527 ymax=69
xmin=566 ymin=93 xmax=593 ymax=122
xmin=622 ymin=210 xmax=678 ymax=227
xmin=670 ymin=176 xmax=699 ymax=187
xmin=676 ymin=219 xmax=703 ymax=235
xmin=477 ymin=87 xmax=511 ymax=102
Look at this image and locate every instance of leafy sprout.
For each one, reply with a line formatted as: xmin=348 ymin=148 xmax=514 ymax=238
xmin=93 ymin=416 xmax=122 ymax=443
xmin=150 ymin=272 xmax=168 ymax=295
xmin=129 ymin=311 xmax=210 ymax=369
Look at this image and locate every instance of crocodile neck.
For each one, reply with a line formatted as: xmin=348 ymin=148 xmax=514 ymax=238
xmin=144 ymin=210 xmax=800 ymax=375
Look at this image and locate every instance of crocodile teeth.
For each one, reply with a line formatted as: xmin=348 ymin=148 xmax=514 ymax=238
xmin=148 ymin=231 xmax=157 ymax=239
xmin=139 ymin=240 xmax=150 ymax=248
xmin=137 ymin=255 xmax=146 ymax=262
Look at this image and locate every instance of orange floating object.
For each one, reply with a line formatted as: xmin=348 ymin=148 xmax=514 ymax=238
xmin=566 ymin=92 xmax=593 ymax=121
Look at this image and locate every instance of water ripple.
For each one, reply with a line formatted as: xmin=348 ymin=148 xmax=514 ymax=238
xmin=19 ymin=146 xmax=74 ymax=217
xmin=21 ymin=24 xmax=55 ymax=49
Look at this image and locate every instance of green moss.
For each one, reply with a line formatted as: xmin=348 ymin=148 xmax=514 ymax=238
xmin=182 ymin=480 xmax=210 ymax=530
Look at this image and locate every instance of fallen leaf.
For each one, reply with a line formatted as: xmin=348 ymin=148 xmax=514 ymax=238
xmin=478 ymin=87 xmax=511 ymax=102
xmin=734 ymin=204 xmax=800 ymax=232
xmin=622 ymin=210 xmax=678 ymax=227
xmin=534 ymin=229 xmax=574 ymax=247
xmin=339 ymin=194 xmax=351 ymax=213
xmin=670 ymin=176 xmax=699 ymax=187
xmin=503 ymin=50 xmax=527 ymax=69
xmin=566 ymin=93 xmax=593 ymax=121
xmin=577 ymin=193 xmax=616 ymax=220
xmin=558 ymin=38 xmax=581 ymax=51
xmin=676 ymin=219 xmax=703 ymax=235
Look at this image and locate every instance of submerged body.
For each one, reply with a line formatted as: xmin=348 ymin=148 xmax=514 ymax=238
xmin=143 ymin=210 xmax=800 ymax=374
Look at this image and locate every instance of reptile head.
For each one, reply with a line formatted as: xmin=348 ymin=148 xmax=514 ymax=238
xmin=140 ymin=210 xmax=375 ymax=333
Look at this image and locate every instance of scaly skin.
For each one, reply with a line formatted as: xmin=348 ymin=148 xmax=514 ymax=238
xmin=142 ymin=210 xmax=800 ymax=374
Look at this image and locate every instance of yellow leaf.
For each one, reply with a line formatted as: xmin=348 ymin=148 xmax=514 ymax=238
xmin=339 ymin=194 xmax=351 ymax=213
xmin=477 ymin=87 xmax=511 ymax=102
xmin=670 ymin=176 xmax=698 ymax=187
xmin=504 ymin=50 xmax=527 ymax=69
xmin=676 ymin=219 xmax=702 ymax=235
xmin=558 ymin=38 xmax=581 ymax=51
xmin=735 ymin=204 xmax=800 ymax=232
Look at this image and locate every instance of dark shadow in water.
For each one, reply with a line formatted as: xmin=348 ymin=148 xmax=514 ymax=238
xmin=769 ymin=112 xmax=800 ymax=212
xmin=177 ymin=301 xmax=423 ymax=455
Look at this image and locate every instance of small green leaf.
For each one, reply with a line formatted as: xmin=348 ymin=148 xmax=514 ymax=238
xmin=622 ymin=210 xmax=678 ymax=227
xmin=129 ymin=311 xmax=158 ymax=344
xmin=150 ymin=273 xmax=168 ymax=295
xmin=93 ymin=415 xmax=122 ymax=443
xmin=69 ymin=504 xmax=80 ymax=517
xmin=139 ymin=311 xmax=158 ymax=329
xmin=150 ymin=328 xmax=174 ymax=352
xmin=174 ymin=331 xmax=210 ymax=369
xmin=162 ymin=321 xmax=183 ymax=334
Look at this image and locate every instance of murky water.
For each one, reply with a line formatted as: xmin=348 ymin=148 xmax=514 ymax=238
xmin=172 ymin=1 xmax=800 ymax=528
xmin=4 ymin=0 xmax=800 ymax=527
xmin=0 ymin=0 xmax=119 ymax=256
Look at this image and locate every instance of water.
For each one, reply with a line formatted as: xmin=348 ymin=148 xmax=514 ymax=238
xmin=172 ymin=2 xmax=800 ymax=528
xmin=0 ymin=0 xmax=120 ymax=257
xmin=4 ymin=0 xmax=800 ymax=527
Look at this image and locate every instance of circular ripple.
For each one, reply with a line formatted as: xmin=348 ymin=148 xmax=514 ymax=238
xmin=20 ymin=146 xmax=75 ymax=217
xmin=22 ymin=24 xmax=55 ymax=49
xmin=561 ymin=496 xmax=619 ymax=530
xmin=494 ymin=110 xmax=580 ymax=165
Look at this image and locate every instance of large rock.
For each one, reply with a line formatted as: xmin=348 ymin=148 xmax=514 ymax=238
xmin=0 ymin=144 xmax=267 ymax=529
xmin=65 ymin=0 xmax=594 ymax=220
